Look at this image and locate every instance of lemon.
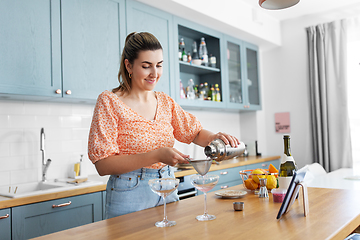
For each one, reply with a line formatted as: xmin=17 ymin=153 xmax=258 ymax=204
xmin=266 ymin=175 xmax=277 ymax=190
xmin=251 ymin=169 xmax=265 ymax=184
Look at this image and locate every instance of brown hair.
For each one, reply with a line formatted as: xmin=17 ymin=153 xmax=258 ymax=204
xmin=112 ymin=32 xmax=163 ymax=94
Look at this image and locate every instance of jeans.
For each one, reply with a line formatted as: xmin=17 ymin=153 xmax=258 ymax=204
xmin=105 ymin=165 xmax=179 ymax=219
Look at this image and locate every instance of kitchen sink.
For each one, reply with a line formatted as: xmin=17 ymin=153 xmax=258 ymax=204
xmin=0 ymin=179 xmax=103 ymax=198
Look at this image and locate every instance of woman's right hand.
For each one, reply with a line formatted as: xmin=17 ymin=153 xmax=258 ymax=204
xmin=155 ymin=147 xmax=190 ymax=167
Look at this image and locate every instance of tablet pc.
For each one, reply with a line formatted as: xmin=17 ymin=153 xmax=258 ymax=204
xmin=276 ymin=171 xmax=306 ymax=219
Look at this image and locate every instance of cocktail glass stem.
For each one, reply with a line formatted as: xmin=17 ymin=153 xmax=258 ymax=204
xmin=162 ymin=196 xmax=168 ymax=223
xmin=203 ymin=192 xmax=208 ymax=216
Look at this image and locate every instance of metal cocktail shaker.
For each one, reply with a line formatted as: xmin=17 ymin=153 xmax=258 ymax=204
xmin=204 ymin=139 xmax=245 ymax=161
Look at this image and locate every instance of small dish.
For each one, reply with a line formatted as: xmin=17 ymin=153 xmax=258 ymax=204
xmin=215 ymin=189 xmax=247 ymax=198
xmin=271 ymin=188 xmax=287 ymax=203
xmin=192 ymin=59 xmax=202 ymax=66
xmin=233 ymin=202 xmax=244 ymax=211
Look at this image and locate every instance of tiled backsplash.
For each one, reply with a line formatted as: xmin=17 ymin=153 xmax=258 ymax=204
xmin=0 ymin=100 xmax=241 ymax=187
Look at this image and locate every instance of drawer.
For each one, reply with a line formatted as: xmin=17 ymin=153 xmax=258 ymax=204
xmin=211 ymin=166 xmax=244 ymax=185
xmin=0 ymin=208 xmax=11 ymax=240
xmin=12 ymin=192 xmax=102 ymax=240
xmin=245 ymin=160 xmax=280 ymax=171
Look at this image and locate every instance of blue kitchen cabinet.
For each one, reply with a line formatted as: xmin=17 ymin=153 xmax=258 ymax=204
xmin=244 ymin=159 xmax=280 ymax=171
xmin=196 ymin=159 xmax=280 ymax=195
xmin=125 ymin=1 xmax=175 ymax=95
xmin=173 ymin=17 xmax=227 ymax=109
xmin=12 ymin=192 xmax=102 ymax=240
xmin=222 ymin=35 xmax=262 ymax=110
xmin=210 ymin=165 xmax=246 ymax=192
xmin=222 ymin=35 xmax=246 ymax=109
xmin=0 ymin=208 xmax=11 ymax=240
xmin=0 ymin=0 xmax=62 ymax=98
xmin=196 ymin=166 xmax=245 ymax=195
xmin=0 ymin=0 xmax=126 ymax=101
xmin=60 ymin=0 xmax=126 ymax=101
xmin=243 ymin=42 xmax=261 ymax=110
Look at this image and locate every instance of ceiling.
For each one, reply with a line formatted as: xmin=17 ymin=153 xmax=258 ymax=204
xmin=243 ymin=0 xmax=360 ymax=21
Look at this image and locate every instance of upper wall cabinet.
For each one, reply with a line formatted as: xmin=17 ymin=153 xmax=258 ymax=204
xmin=243 ymin=42 xmax=261 ymax=110
xmin=125 ymin=1 xmax=174 ymax=95
xmin=0 ymin=0 xmax=126 ymax=101
xmin=223 ymin=35 xmax=262 ymax=111
xmin=61 ymin=0 xmax=126 ymax=100
xmin=0 ymin=0 xmax=62 ymax=98
xmin=173 ymin=17 xmax=226 ymax=109
xmin=0 ymin=0 xmax=261 ymax=110
xmin=223 ymin=36 xmax=245 ymax=109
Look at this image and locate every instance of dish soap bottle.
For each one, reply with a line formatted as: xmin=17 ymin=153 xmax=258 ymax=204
xmin=278 ymin=135 xmax=297 ymax=189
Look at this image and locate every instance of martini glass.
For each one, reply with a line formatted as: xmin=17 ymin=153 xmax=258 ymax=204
xmin=148 ymin=178 xmax=180 ymax=227
xmin=190 ymin=174 xmax=219 ymax=221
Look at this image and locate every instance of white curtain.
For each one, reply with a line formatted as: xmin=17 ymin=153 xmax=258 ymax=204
xmin=346 ymin=16 xmax=360 ymax=170
xmin=306 ymin=20 xmax=352 ymax=172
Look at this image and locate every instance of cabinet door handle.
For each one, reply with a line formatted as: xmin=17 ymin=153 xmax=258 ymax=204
xmin=221 ymin=185 xmax=229 ymax=189
xmin=261 ymin=164 xmax=268 ymax=167
xmin=65 ymin=90 xmax=72 ymax=95
xmin=0 ymin=214 xmax=9 ymax=220
xmin=55 ymin=89 xmax=61 ymax=94
xmin=220 ymin=171 xmax=228 ymax=175
xmin=52 ymin=201 xmax=71 ymax=208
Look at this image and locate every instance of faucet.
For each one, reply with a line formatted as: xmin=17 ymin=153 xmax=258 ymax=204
xmin=40 ymin=128 xmax=51 ymax=182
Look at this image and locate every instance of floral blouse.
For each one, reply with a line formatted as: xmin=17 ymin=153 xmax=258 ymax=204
xmin=88 ymin=90 xmax=203 ymax=169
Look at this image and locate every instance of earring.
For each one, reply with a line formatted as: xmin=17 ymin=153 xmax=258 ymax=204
xmin=129 ymin=73 xmax=132 ymax=79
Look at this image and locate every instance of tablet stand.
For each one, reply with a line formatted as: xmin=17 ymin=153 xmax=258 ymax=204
xmin=285 ymin=181 xmax=309 ymax=217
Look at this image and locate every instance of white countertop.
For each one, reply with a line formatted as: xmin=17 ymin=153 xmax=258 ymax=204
xmin=307 ymin=168 xmax=360 ymax=190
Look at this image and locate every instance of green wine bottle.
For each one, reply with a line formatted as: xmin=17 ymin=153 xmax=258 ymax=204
xmin=278 ymin=135 xmax=297 ymax=189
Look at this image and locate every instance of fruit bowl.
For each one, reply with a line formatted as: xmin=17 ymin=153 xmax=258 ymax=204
xmin=239 ymin=169 xmax=278 ymax=191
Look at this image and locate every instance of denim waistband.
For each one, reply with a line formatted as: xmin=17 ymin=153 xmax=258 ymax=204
xmin=112 ymin=165 xmax=171 ymax=180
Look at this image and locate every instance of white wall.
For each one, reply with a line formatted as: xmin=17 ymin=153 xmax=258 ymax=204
xmin=139 ymin=0 xmax=282 ymax=50
xmin=258 ymin=6 xmax=360 ymax=169
xmin=0 ymin=100 xmax=242 ymax=187
xmin=0 ymin=100 xmax=95 ymax=187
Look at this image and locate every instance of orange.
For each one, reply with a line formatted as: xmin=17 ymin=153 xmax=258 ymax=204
xmin=244 ymin=179 xmax=259 ymax=190
xmin=266 ymin=175 xmax=277 ymax=190
xmin=251 ymin=169 xmax=266 ymax=184
xmin=269 ymin=164 xmax=279 ymax=174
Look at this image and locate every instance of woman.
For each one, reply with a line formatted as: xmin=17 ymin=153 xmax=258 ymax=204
xmin=88 ymin=32 xmax=240 ymax=219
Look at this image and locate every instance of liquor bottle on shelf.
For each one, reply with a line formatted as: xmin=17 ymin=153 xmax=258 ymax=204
xmin=179 ymin=38 xmax=185 ymax=61
xmin=194 ymin=85 xmax=199 ymax=98
xmin=187 ymin=79 xmax=195 ymax=100
xmin=182 ymin=48 xmax=187 ymax=62
xmin=191 ymin=41 xmax=199 ymax=60
xmin=198 ymin=83 xmax=204 ymax=100
xmin=203 ymin=82 xmax=209 ymax=100
xmin=180 ymin=80 xmax=186 ymax=99
xmin=187 ymin=51 xmax=192 ymax=63
xmin=210 ymin=85 xmax=216 ymax=101
xmin=199 ymin=37 xmax=208 ymax=66
xmin=278 ymin=135 xmax=298 ymax=189
xmin=215 ymin=84 xmax=221 ymax=102
xmin=209 ymin=54 xmax=216 ymax=68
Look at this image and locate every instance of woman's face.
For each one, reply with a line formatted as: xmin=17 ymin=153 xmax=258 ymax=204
xmin=126 ymin=49 xmax=163 ymax=92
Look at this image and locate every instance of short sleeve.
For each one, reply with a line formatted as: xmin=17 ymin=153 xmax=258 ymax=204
xmin=168 ymin=96 xmax=203 ymax=144
xmin=88 ymin=92 xmax=120 ymax=163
